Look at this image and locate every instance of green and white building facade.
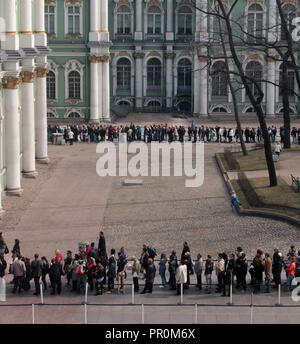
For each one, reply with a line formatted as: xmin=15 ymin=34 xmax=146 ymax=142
xmin=46 ymin=0 xmax=300 ymax=121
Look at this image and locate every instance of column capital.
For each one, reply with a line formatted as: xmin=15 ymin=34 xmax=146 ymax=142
xmin=133 ymin=52 xmax=145 ymax=59
xmin=36 ymin=67 xmax=49 ymax=78
xmin=267 ymin=56 xmax=276 ymax=63
xmin=21 ymin=71 xmax=36 ymax=83
xmin=2 ymin=77 xmax=22 ymax=89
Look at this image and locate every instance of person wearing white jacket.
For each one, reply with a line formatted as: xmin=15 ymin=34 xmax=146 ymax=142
xmin=176 ymin=262 xmax=187 ymax=295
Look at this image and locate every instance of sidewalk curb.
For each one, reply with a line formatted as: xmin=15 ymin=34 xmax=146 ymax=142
xmin=215 ymin=153 xmax=300 ymax=229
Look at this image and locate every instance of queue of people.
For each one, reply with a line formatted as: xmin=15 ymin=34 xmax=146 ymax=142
xmin=48 ymin=123 xmax=300 ymax=146
xmin=0 ymin=231 xmax=299 ymax=298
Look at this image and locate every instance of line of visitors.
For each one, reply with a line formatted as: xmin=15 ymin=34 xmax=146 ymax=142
xmin=48 ymin=123 xmax=300 ymax=145
xmin=0 ymin=231 xmax=299 ymax=297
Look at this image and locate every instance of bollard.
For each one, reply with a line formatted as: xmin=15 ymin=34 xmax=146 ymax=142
xmin=180 ymin=283 xmax=183 ymax=305
xmin=131 ymin=283 xmax=135 ymax=305
xmin=84 ymin=304 xmax=88 ymax=324
xmin=85 ymin=282 xmax=88 ymax=304
xmin=141 ymin=304 xmax=145 ymax=324
xmin=250 ymin=305 xmax=253 ymax=325
xmin=40 ymin=281 xmax=44 ymax=305
xmin=194 ymin=304 xmax=198 ymax=324
xmin=276 ymin=284 xmax=282 ymax=306
xmin=0 ymin=277 xmax=6 ymax=302
xmin=32 ymin=304 xmax=35 ymax=324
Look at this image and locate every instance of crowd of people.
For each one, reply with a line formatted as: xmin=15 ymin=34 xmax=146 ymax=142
xmin=0 ymin=231 xmax=299 ymax=298
xmin=48 ymin=123 xmax=300 ymax=145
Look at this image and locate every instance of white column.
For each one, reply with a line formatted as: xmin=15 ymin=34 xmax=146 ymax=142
xmin=135 ymin=0 xmax=142 ymax=40
xmin=194 ymin=55 xmax=201 ymax=114
xmin=166 ymin=0 xmax=174 ymax=41
xmin=135 ymin=53 xmax=144 ymax=109
xmin=0 ymin=86 xmax=4 ymax=214
xmin=199 ymin=0 xmax=208 ymax=42
xmin=195 ymin=0 xmax=201 ymax=42
xmin=35 ymin=68 xmax=49 ymax=163
xmin=100 ymin=0 xmax=109 ymax=41
xmin=199 ymin=57 xmax=208 ymax=116
xmin=90 ymin=57 xmax=99 ymax=123
xmin=268 ymin=0 xmax=277 ymax=42
xmin=166 ymin=53 xmax=173 ymax=108
xmin=21 ymin=72 xmax=37 ymax=177
xmin=90 ymin=0 xmax=100 ymax=32
xmin=33 ymin=0 xmax=47 ymax=46
xmin=102 ymin=57 xmax=110 ymax=120
xmin=266 ymin=57 xmax=276 ymax=118
xmin=2 ymin=0 xmax=18 ymax=51
xmin=98 ymin=62 xmax=103 ymax=120
xmin=3 ymin=76 xmax=22 ymax=195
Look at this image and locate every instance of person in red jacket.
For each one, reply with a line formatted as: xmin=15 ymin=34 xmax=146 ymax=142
xmin=285 ymin=256 xmax=296 ymax=291
xmin=55 ymin=249 xmax=63 ymax=264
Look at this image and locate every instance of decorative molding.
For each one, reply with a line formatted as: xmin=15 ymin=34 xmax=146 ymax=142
xmin=133 ymin=52 xmax=145 ymax=59
xmin=2 ymin=77 xmax=22 ymax=89
xmin=36 ymin=68 xmax=49 ymax=78
xmin=165 ymin=52 xmax=175 ymax=59
xmin=21 ymin=71 xmax=36 ymax=83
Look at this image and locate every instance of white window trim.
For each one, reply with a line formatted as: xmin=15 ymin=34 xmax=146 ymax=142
xmin=64 ymin=108 xmax=85 ymax=119
xmin=114 ymin=2 xmax=134 ymax=39
xmin=112 ymin=54 xmax=135 ymax=97
xmin=47 ymin=59 xmax=59 ymax=103
xmin=45 ymin=1 xmax=57 ymax=37
xmin=244 ymin=2 xmax=266 ymax=42
xmin=63 ymin=59 xmax=85 ymax=102
xmin=64 ymin=0 xmax=83 ymax=37
xmin=46 ymin=109 xmax=59 ymax=118
xmin=144 ymin=2 xmax=164 ymax=38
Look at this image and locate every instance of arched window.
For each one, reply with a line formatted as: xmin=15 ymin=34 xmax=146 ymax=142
xmin=147 ymin=58 xmax=161 ymax=88
xmin=212 ymin=107 xmax=227 ymax=113
xmin=118 ymin=101 xmax=131 ymax=106
xmin=68 ymin=71 xmax=81 ymax=99
xmin=178 ymin=101 xmax=191 ymax=112
xmin=281 ymin=4 xmax=296 ymax=40
xmin=279 ymin=63 xmax=295 ymax=97
xmin=68 ymin=112 xmax=81 ymax=118
xmin=178 ymin=58 xmax=192 ymax=89
xmin=47 ymin=112 xmax=56 ymax=118
xmin=117 ymin=58 xmax=131 ymax=89
xmin=211 ymin=61 xmax=228 ymax=97
xmin=117 ymin=5 xmax=131 ymax=34
xmin=279 ymin=108 xmax=294 ymax=114
xmin=147 ymin=101 xmax=161 ymax=111
xmin=247 ymin=4 xmax=264 ymax=43
xmin=246 ymin=107 xmax=255 ymax=113
xmin=245 ymin=61 xmax=263 ymax=96
xmin=148 ymin=6 xmax=161 ymax=34
xmin=178 ymin=6 xmax=192 ymax=35
xmin=47 ymin=71 xmax=56 ymax=100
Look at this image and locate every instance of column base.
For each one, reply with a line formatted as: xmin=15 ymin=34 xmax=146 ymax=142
xmin=36 ymin=157 xmax=50 ymax=164
xmin=89 ymin=119 xmax=100 ymax=125
xmin=6 ymin=188 xmax=23 ymax=197
xmin=266 ymin=113 xmax=276 ymax=118
xmin=199 ymin=113 xmax=209 ymax=117
xmin=22 ymin=170 xmax=38 ymax=179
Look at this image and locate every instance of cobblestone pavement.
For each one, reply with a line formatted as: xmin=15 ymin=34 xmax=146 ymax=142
xmin=0 ymin=141 xmax=299 ymax=261
xmin=1 ymin=138 xmax=300 ymax=323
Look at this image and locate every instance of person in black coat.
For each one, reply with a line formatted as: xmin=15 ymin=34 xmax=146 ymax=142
xmin=94 ymin=262 xmax=105 ymax=295
xmin=31 ymin=253 xmax=43 ymax=295
xmin=98 ymin=232 xmax=107 ymax=258
xmin=272 ymin=248 xmax=283 ymax=288
xmin=181 ymin=242 xmax=190 ymax=261
xmin=12 ymin=239 xmax=20 ymax=259
xmin=141 ymin=258 xmax=156 ymax=294
xmin=0 ymin=254 xmax=7 ymax=278
xmin=51 ymin=258 xmax=64 ymax=295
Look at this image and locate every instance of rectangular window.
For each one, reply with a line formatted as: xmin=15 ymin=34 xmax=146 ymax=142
xmin=67 ymin=6 xmax=81 ymax=34
xmin=45 ymin=5 xmax=55 ymax=34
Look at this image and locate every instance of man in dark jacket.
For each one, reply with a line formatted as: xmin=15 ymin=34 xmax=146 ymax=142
xmin=235 ymin=253 xmax=247 ymax=291
xmin=98 ymin=232 xmax=107 ymax=258
xmin=141 ymin=258 xmax=156 ymax=294
xmin=31 ymin=253 xmax=43 ymax=295
xmin=51 ymin=258 xmax=64 ymax=295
